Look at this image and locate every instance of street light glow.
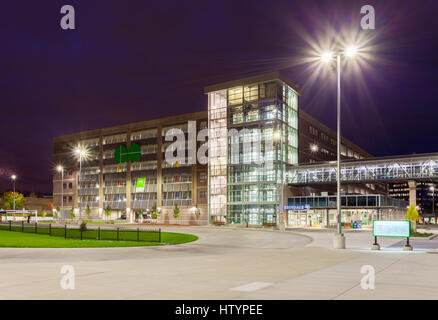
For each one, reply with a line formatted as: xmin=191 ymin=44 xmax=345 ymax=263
xmin=11 ymin=174 xmax=16 ymax=180
xmin=311 ymin=144 xmax=319 ymax=152
xmin=73 ymin=145 xmax=91 ymax=160
xmin=345 ymin=46 xmax=358 ymax=57
xmin=321 ymin=52 xmax=333 ymax=62
xmin=56 ymin=165 xmax=63 ymax=172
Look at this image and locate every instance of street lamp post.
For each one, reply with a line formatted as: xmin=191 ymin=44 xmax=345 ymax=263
xmin=320 ymin=46 xmax=358 ymax=249
xmin=75 ymin=147 xmax=88 ymax=221
xmin=11 ymin=175 xmax=16 ymax=221
xmin=335 ymin=53 xmax=343 ymax=244
xmin=78 ymin=153 xmax=82 ymax=220
xmin=430 ymin=185 xmax=435 ymax=223
xmin=57 ymin=165 xmax=64 ymax=221
xmin=273 ymin=129 xmax=284 ymax=231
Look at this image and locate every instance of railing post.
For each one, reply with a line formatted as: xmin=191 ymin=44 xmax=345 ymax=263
xmin=9 ymin=220 xmax=11 ymax=231
xmin=22 ymin=220 xmax=24 ymax=232
xmin=98 ymin=227 xmax=101 ymax=240
xmin=65 ymin=224 xmax=67 ymax=239
xmin=159 ymin=228 xmax=161 ymax=243
xmin=49 ymin=223 xmax=52 ymax=236
xmin=117 ymin=227 xmax=119 ymax=241
xmin=137 ymin=227 xmax=139 ymax=242
xmin=35 ymin=222 xmax=37 ymax=234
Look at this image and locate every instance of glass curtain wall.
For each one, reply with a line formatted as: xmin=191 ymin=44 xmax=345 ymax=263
xmin=226 ymin=81 xmax=299 ymax=225
xmin=208 ymin=90 xmax=228 ymax=223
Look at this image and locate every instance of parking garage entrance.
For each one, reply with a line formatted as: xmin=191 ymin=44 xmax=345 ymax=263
xmin=286 ymin=194 xmax=408 ymax=228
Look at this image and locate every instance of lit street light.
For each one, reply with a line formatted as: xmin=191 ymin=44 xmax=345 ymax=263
xmin=56 ymin=165 xmax=64 ymax=220
xmin=74 ymin=145 xmax=90 ymax=221
xmin=430 ymin=185 xmax=435 ymax=222
xmin=310 ymin=144 xmax=319 ymax=153
xmin=11 ymin=174 xmax=16 ymax=221
xmin=320 ymin=45 xmax=360 ymax=249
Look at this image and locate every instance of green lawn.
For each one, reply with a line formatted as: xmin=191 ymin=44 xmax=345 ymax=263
xmin=411 ymin=231 xmax=433 ymax=238
xmin=0 ymin=230 xmax=198 ymax=248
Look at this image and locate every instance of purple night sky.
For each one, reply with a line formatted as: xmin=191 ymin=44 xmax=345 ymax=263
xmin=1 ymin=0 xmax=438 ymax=194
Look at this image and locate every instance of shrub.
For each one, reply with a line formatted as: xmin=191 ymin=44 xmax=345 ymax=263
xmin=79 ymin=219 xmax=88 ymax=232
xmin=173 ymin=204 xmax=180 ymax=219
xmin=69 ymin=208 xmax=76 ymax=220
xmin=86 ymin=205 xmax=92 ymax=218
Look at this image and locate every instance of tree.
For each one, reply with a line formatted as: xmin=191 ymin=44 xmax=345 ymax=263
xmin=406 ymin=204 xmax=419 ymax=232
xmin=194 ymin=205 xmax=200 ymax=219
xmin=69 ymin=207 xmax=76 ymax=221
xmin=2 ymin=191 xmax=26 ymax=210
xmin=86 ymin=205 xmax=92 ymax=218
xmin=104 ymin=205 xmax=112 ymax=223
xmin=151 ymin=203 xmax=158 ymax=219
xmin=173 ymin=204 xmax=180 ymax=219
xmin=54 ymin=206 xmax=60 ymax=219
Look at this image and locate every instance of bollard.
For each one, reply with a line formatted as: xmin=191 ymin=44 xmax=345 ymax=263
xmin=137 ymin=228 xmax=139 ymax=242
xmin=49 ymin=224 xmax=51 ymax=236
xmin=159 ymin=228 xmax=161 ymax=243
xmin=22 ymin=221 xmax=24 ymax=232
xmin=403 ymin=237 xmax=413 ymax=251
xmin=117 ymin=227 xmax=119 ymax=241
xmin=9 ymin=220 xmax=11 ymax=231
xmin=98 ymin=227 xmax=101 ymax=240
xmin=35 ymin=222 xmax=37 ymax=234
xmin=64 ymin=224 xmax=67 ymax=239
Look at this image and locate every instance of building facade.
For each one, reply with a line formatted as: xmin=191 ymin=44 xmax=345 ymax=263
xmin=53 ymin=72 xmax=382 ymax=226
xmin=53 ymin=112 xmax=209 ymax=225
xmin=204 ymin=72 xmax=379 ymax=226
xmin=286 ymin=194 xmax=408 ymax=228
xmin=389 ymin=181 xmax=437 ymax=216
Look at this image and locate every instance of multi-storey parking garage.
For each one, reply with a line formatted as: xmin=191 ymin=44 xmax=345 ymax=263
xmin=53 ymin=71 xmax=425 ymax=227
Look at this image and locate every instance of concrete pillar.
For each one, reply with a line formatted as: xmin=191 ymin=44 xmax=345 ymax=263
xmin=157 ymin=126 xmax=163 ymax=208
xmin=192 ymin=165 xmax=197 ymax=207
xmin=98 ymin=135 xmax=104 ymax=218
xmin=126 ymin=130 xmax=133 ymax=223
xmin=277 ymin=183 xmax=287 ymax=231
xmin=408 ymin=180 xmax=417 ymax=208
xmin=73 ymin=169 xmax=79 ymax=213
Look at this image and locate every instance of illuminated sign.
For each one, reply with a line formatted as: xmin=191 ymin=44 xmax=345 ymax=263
xmin=114 ymin=143 xmax=141 ymax=163
xmin=284 ymin=205 xmax=311 ymax=210
xmin=373 ymin=220 xmax=411 ymax=238
xmin=136 ymin=177 xmax=146 ymax=190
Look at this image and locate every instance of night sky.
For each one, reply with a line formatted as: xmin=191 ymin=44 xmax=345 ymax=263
xmin=1 ymin=0 xmax=438 ymax=194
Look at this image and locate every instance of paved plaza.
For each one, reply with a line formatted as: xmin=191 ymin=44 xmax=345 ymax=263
xmin=0 ymin=226 xmax=437 ymax=299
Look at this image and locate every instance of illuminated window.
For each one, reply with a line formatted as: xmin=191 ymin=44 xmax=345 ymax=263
xmin=244 ymin=85 xmax=258 ymax=102
xmin=199 ymin=172 xmax=207 ymax=183
xmin=228 ymin=87 xmax=243 ymax=106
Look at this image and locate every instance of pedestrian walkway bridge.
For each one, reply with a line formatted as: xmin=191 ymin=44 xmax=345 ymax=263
xmin=287 ymin=152 xmax=438 ymax=185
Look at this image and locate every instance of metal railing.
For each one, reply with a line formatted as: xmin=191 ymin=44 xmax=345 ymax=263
xmin=288 ymin=152 xmax=438 ymax=185
xmin=0 ymin=221 xmax=161 ymax=243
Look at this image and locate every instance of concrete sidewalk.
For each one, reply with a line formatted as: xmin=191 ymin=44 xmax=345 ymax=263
xmin=1 ymin=225 xmax=438 ymax=299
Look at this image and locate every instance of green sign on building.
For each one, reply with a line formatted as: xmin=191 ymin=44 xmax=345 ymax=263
xmin=114 ymin=143 xmax=141 ymax=163
xmin=136 ymin=177 xmax=146 ymax=190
